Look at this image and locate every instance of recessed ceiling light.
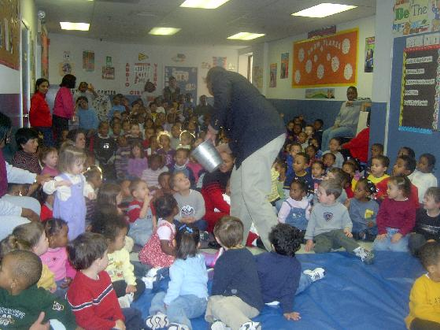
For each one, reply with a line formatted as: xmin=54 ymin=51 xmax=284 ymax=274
xmin=180 ymin=0 xmax=229 ymax=9
xmin=291 ymin=3 xmax=357 ymax=18
xmin=60 ymin=22 xmax=90 ymax=31
xmin=227 ymin=32 xmax=265 ymax=40
xmin=149 ymin=27 xmax=181 ymax=36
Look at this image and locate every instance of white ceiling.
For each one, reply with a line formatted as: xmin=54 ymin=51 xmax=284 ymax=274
xmin=35 ymin=0 xmax=376 ymax=48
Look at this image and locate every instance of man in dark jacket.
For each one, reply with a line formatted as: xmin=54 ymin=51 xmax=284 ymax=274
xmin=205 ymin=67 xmax=285 ymax=250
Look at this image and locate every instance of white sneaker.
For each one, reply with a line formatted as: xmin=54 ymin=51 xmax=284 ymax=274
xmin=210 ymin=320 xmax=231 ymax=330
xmin=117 ymin=293 xmax=133 ymax=308
xmin=168 ymin=323 xmax=190 ymax=330
xmin=145 ymin=312 xmax=169 ymax=329
xmin=303 ymin=267 xmax=326 ymax=282
xmin=142 ymin=267 xmax=161 ymax=289
xmin=239 ymin=321 xmax=261 ymax=330
xmin=354 ymin=246 xmax=375 ymax=264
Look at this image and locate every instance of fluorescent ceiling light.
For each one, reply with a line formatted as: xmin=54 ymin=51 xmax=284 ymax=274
xmin=292 ymin=3 xmax=357 ymax=18
xmin=60 ymin=22 xmax=90 ymax=31
xmin=227 ymin=32 xmax=265 ymax=40
xmin=149 ymin=27 xmax=181 ymax=36
xmin=180 ymin=0 xmax=229 ymax=9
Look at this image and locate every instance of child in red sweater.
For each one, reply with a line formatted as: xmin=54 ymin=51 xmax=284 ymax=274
xmin=373 ymin=176 xmax=416 ymax=252
xmin=67 ymin=233 xmax=144 ymax=329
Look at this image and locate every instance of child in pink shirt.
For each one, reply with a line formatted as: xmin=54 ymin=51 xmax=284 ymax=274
xmin=40 ymin=218 xmax=76 ymax=297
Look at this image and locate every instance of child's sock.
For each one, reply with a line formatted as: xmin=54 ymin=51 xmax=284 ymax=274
xmin=353 ymin=246 xmax=375 ymax=264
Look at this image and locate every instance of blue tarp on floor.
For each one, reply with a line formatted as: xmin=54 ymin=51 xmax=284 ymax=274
xmin=133 ymin=251 xmax=425 ymax=330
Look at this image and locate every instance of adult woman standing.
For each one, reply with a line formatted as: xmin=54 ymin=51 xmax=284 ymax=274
xmin=0 ymin=112 xmax=49 ymax=239
xmin=205 ymin=66 xmax=285 ymax=250
xmin=52 ymin=74 xmax=76 ymax=143
xmin=321 ymin=86 xmax=368 ymax=151
xmin=29 ymin=78 xmax=53 ymax=146
xmin=201 ymin=151 xmax=234 ymax=232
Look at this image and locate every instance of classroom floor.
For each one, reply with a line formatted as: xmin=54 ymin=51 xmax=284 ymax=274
xmin=131 ymin=243 xmax=423 ymax=330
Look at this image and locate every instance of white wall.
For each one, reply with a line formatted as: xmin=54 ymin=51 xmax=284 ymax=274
xmin=243 ymin=15 xmax=376 ymax=101
xmin=48 ymin=34 xmax=239 ymax=99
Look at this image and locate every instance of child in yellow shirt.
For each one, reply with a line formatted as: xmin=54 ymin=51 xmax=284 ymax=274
xmin=406 ymin=242 xmax=440 ymax=329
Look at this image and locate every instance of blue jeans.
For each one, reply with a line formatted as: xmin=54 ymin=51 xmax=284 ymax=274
xmin=296 ymin=273 xmax=313 ymax=295
xmin=174 ymin=219 xmax=208 ymax=231
xmin=321 ymin=126 xmax=354 ymax=151
xmin=373 ymin=227 xmax=409 ymax=252
xmin=149 ymin=292 xmax=207 ymax=329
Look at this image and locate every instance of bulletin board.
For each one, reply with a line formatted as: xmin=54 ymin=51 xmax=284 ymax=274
xmin=164 ymin=66 xmax=198 ymax=96
xmin=292 ymin=28 xmax=358 ymax=88
xmin=0 ymin=0 xmax=20 ymax=70
xmin=395 ymin=33 xmax=440 ymax=133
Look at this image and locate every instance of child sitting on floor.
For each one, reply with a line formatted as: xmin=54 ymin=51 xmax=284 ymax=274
xmin=127 ymin=179 xmax=156 ymax=246
xmin=410 ymin=153 xmax=438 ymax=204
xmin=205 ymin=216 xmax=263 ymax=330
xmin=67 ymin=232 xmax=144 ymax=329
xmin=304 ymin=179 xmax=374 ymax=264
xmin=0 ymin=250 xmax=77 ymax=329
xmin=408 ymin=187 xmax=440 ymax=256
xmin=171 ymin=172 xmax=207 ymax=231
xmin=406 ymin=242 xmax=440 ymax=329
xmin=323 ymin=137 xmax=344 ymax=169
xmin=278 ymin=180 xmax=311 ymax=237
xmin=40 ymin=218 xmax=76 ymax=297
xmin=374 ymin=176 xmax=416 ymax=252
xmin=0 ymin=222 xmax=57 ymax=292
xmin=146 ymin=224 xmax=208 ymax=330
xmin=256 ymin=223 xmax=325 ymax=321
xmin=91 ymin=213 xmax=146 ymax=306
xmin=347 ymin=179 xmax=379 ymax=241
xmin=139 ymin=194 xmax=178 ymax=269
xmin=367 ymin=155 xmax=390 ymax=194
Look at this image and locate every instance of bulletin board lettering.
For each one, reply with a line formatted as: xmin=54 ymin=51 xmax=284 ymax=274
xmin=399 ymin=42 xmax=440 ymax=132
xmin=292 ymin=29 xmax=358 ymax=88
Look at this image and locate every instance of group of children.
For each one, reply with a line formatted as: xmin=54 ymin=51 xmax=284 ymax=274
xmin=3 ymin=92 xmax=440 ymax=329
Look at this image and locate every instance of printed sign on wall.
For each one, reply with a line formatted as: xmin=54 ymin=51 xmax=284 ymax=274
xmin=164 ymin=66 xmax=198 ymax=96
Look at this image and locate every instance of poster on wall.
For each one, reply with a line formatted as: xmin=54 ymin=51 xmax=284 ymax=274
xmin=102 ymin=66 xmax=115 ymax=80
xmin=280 ymin=53 xmax=289 ymax=79
xmin=364 ymin=37 xmax=375 ymax=72
xmin=133 ymin=63 xmax=158 ymax=87
xmin=305 ymin=88 xmax=335 ymax=99
xmin=0 ymin=0 xmax=20 ymax=70
xmin=59 ymin=62 xmax=74 ymax=76
xmin=292 ymin=28 xmax=358 ymax=88
xmin=41 ymin=27 xmax=49 ymax=78
xmin=399 ymin=34 xmax=440 ymax=133
xmin=393 ymin=0 xmax=440 ymax=36
xmin=212 ymin=56 xmax=227 ymax=68
xmin=164 ymin=66 xmax=198 ymax=97
xmin=83 ymin=51 xmax=95 ymax=72
xmin=253 ymin=66 xmax=263 ymax=89
xmin=269 ymin=63 xmax=277 ymax=88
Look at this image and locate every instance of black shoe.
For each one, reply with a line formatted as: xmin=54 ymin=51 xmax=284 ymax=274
xmin=255 ymin=238 xmax=268 ymax=251
xmin=208 ymin=240 xmax=222 ymax=249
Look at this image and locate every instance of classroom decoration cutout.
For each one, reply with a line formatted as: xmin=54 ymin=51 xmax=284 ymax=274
xmin=364 ymin=37 xmax=375 ymax=73
xmin=280 ymin=53 xmax=289 ymax=79
xmin=269 ymin=63 xmax=277 ymax=88
xmin=82 ymin=51 xmax=95 ymax=72
xmin=398 ymin=33 xmax=440 ymax=133
xmin=393 ymin=0 xmax=440 ymax=36
xmin=0 ymin=0 xmax=20 ymax=70
xmin=212 ymin=56 xmax=227 ymax=68
xmin=164 ymin=66 xmax=198 ymax=96
xmin=292 ymin=29 xmax=358 ymax=88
